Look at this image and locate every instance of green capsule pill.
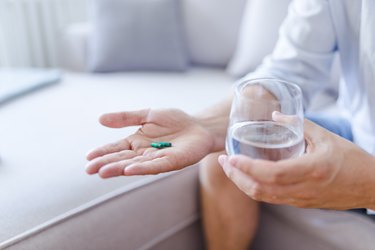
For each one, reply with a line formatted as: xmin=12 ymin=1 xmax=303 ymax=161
xmin=151 ymin=142 xmax=172 ymax=149
xmin=159 ymin=142 xmax=172 ymax=147
xmin=151 ymin=142 xmax=163 ymax=149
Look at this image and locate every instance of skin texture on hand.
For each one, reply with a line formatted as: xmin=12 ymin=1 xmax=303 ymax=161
xmin=85 ymin=86 xmax=279 ymax=179
xmin=86 ymin=109 xmax=217 ymax=178
xmin=219 ymin=119 xmax=375 ymax=210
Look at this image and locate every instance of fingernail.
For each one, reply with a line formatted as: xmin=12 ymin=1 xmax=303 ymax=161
xmin=85 ymin=163 xmax=94 ymax=174
xmin=228 ymin=156 xmax=238 ymax=166
xmin=218 ymin=155 xmax=228 ymax=165
xmin=99 ymin=114 xmax=113 ymax=125
xmin=272 ymin=111 xmax=280 ymax=120
xmin=85 ymin=151 xmax=93 ymax=160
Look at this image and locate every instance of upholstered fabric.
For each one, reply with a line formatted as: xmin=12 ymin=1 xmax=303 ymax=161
xmin=253 ymin=204 xmax=375 ymax=250
xmin=1 ymin=168 xmax=203 ymax=250
xmin=3 ymin=0 xmax=367 ymax=249
xmin=0 ymin=69 xmax=61 ymax=105
xmin=0 ymin=69 xmax=233 ymax=248
xmin=88 ymin=0 xmax=188 ymax=72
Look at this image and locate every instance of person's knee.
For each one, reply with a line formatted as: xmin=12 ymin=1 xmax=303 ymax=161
xmin=199 ymin=151 xmax=229 ymax=188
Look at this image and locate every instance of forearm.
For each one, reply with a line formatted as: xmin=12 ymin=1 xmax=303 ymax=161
xmin=194 ymin=94 xmax=233 ymax=153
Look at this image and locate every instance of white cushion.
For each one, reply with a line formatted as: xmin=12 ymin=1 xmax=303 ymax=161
xmin=227 ymin=0 xmax=292 ymax=77
xmin=182 ymin=0 xmax=247 ymax=67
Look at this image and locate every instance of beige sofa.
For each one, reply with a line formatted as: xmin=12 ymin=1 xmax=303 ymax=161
xmin=0 ymin=69 xmax=232 ymax=250
xmin=3 ymin=1 xmax=374 ymax=249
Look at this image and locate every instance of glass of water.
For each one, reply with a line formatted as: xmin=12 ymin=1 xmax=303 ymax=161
xmin=226 ymin=78 xmax=304 ymax=161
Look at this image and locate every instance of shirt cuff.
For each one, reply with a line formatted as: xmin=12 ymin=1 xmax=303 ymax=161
xmin=367 ymin=209 xmax=375 ymax=215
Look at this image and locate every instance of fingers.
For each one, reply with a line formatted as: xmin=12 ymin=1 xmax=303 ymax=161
xmin=220 ymin=155 xmax=319 ymax=207
xmin=272 ymin=111 xmax=300 ymax=125
xmin=98 ymin=155 xmax=152 ymax=178
xmin=99 ymin=155 xmax=174 ymax=177
xmin=124 ymin=157 xmax=174 ymax=175
xmin=272 ymin=111 xmax=305 ymax=136
xmin=218 ymin=120 xmax=335 ymax=207
xmin=223 ymin=154 xmax=314 ymax=185
xmin=99 ymin=109 xmax=151 ymax=128
xmin=86 ymin=135 xmax=152 ymax=161
xmin=223 ymin=119 xmax=333 ymax=185
xmin=220 ymin=155 xmax=299 ymax=204
xmin=86 ymin=147 xmax=174 ymax=178
xmin=85 ymin=150 xmax=138 ymax=175
xmin=220 ymin=155 xmax=258 ymax=195
xmin=86 ymin=139 xmax=131 ymax=161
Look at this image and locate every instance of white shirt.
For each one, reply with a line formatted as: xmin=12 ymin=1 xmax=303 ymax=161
xmin=246 ymin=0 xmax=375 ymax=154
xmin=244 ymin=0 xmax=375 ymax=212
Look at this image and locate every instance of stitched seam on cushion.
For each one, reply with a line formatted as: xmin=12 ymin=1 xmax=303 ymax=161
xmin=138 ymin=213 xmax=200 ymax=250
xmin=0 ymin=167 xmax=197 ymax=249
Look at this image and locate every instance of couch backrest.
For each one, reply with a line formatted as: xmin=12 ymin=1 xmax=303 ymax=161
xmin=63 ymin=0 xmax=295 ymax=72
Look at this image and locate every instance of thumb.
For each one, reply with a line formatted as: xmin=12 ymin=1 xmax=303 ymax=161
xmin=99 ymin=109 xmax=151 ymax=128
xmin=302 ymin=118 xmax=329 ymax=154
xmin=272 ymin=111 xmax=301 ymax=126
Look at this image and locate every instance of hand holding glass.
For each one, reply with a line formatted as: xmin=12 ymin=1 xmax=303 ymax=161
xmin=226 ymin=78 xmax=304 ymax=161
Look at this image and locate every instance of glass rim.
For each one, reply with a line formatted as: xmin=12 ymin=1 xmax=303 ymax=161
xmin=235 ymin=77 xmax=303 ymax=103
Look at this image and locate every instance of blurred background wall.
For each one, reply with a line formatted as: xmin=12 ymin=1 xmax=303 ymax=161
xmin=0 ymin=0 xmax=88 ymax=68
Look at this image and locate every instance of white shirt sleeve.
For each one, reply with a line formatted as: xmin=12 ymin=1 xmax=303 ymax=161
xmin=242 ymin=0 xmax=337 ymax=109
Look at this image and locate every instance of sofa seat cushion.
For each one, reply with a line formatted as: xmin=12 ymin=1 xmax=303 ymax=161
xmin=253 ymin=204 xmax=375 ymax=250
xmin=0 ymin=68 xmax=233 ymax=248
xmin=2 ymin=167 xmax=204 ymax=250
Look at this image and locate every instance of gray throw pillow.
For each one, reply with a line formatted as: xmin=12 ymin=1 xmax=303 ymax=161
xmin=88 ymin=0 xmax=189 ymax=72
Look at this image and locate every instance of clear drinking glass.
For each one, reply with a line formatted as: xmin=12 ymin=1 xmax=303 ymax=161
xmin=226 ymin=78 xmax=304 ymax=161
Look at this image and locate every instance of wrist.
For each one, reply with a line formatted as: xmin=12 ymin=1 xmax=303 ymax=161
xmin=195 ymin=115 xmax=228 ymax=153
xmin=193 ymin=96 xmax=233 ymax=153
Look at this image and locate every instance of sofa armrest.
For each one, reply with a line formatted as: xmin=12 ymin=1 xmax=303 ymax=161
xmin=60 ymin=22 xmax=92 ymax=72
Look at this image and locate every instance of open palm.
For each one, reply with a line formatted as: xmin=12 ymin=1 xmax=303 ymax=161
xmin=86 ymin=108 xmax=216 ymax=178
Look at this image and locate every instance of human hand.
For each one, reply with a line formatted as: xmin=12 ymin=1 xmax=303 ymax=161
xmin=86 ymin=109 xmax=216 ymax=178
xmin=219 ymin=119 xmax=375 ymax=210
